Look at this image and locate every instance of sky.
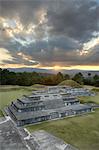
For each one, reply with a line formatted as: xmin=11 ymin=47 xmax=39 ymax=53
xmin=0 ymin=0 xmax=99 ymax=70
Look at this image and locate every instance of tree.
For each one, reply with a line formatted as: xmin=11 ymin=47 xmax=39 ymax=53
xmin=88 ymin=73 xmax=91 ymax=77
xmin=93 ymin=74 xmax=99 ymax=87
xmin=1 ymin=69 xmax=10 ymax=85
xmin=56 ymin=72 xmax=64 ymax=84
xmin=93 ymin=74 xmax=99 ymax=81
xmin=0 ymin=68 xmax=2 ymax=85
xmin=64 ymin=74 xmax=70 ymax=80
xmin=16 ymin=72 xmax=32 ymax=86
xmin=72 ymin=72 xmax=84 ymax=85
xmin=6 ymin=72 xmax=17 ymax=85
xmin=42 ymin=76 xmax=54 ymax=85
xmin=94 ymin=80 xmax=99 ymax=87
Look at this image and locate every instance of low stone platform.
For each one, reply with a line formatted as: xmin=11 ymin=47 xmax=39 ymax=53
xmin=26 ymin=130 xmax=78 ymax=150
xmin=0 ymin=118 xmax=27 ymax=150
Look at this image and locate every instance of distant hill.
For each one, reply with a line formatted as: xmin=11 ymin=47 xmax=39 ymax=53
xmin=62 ymin=70 xmax=99 ymax=77
xmin=6 ymin=67 xmax=99 ymax=77
xmin=59 ymin=80 xmax=82 ymax=88
xmin=7 ymin=68 xmax=53 ymax=76
xmin=7 ymin=67 xmax=52 ymax=73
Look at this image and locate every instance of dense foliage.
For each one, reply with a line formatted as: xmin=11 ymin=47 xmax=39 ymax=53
xmin=0 ymin=69 xmax=64 ymax=86
xmin=0 ymin=68 xmax=99 ymax=87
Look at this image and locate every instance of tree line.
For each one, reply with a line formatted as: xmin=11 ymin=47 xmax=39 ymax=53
xmin=0 ymin=68 xmax=99 ymax=87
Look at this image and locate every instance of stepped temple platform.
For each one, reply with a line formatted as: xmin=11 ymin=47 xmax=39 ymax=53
xmin=5 ymin=86 xmax=94 ymax=126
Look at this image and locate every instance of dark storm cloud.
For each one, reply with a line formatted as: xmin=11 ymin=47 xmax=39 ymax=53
xmin=0 ymin=0 xmax=44 ymax=26
xmin=21 ymin=35 xmax=81 ymax=53
xmin=47 ymin=0 xmax=99 ymax=42
xmin=0 ymin=0 xmax=99 ymax=67
xmin=1 ymin=0 xmax=99 ymax=40
xmin=48 ymin=36 xmax=81 ymax=50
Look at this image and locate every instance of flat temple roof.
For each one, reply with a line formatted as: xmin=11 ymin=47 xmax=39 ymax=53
xmin=14 ymin=100 xmax=44 ymax=109
xmin=18 ymin=96 xmax=41 ymax=104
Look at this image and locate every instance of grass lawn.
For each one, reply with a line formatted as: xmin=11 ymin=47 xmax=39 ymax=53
xmin=26 ymin=109 xmax=99 ymax=150
xmin=0 ymin=84 xmax=46 ymax=92
xmin=78 ymin=93 xmax=99 ymax=104
xmin=84 ymin=85 xmax=97 ymax=90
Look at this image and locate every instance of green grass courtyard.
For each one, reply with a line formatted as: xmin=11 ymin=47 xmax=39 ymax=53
xmin=26 ymin=109 xmax=99 ymax=150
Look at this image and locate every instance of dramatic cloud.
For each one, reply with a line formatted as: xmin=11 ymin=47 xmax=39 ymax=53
xmin=47 ymin=0 xmax=99 ymax=41
xmin=0 ymin=48 xmax=14 ymax=64
xmin=0 ymin=0 xmax=99 ymax=69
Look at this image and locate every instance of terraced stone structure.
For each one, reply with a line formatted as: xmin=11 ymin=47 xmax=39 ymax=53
xmin=6 ymin=86 xmax=93 ymax=126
